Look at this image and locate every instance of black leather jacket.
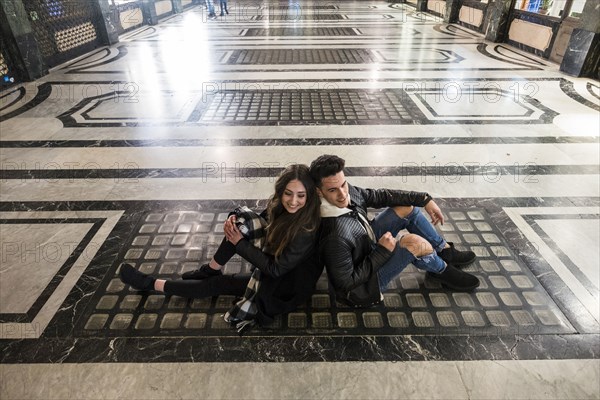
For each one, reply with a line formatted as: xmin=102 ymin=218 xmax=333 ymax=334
xmin=235 ymin=227 xmax=323 ymax=323
xmin=319 ymin=184 xmax=431 ymax=306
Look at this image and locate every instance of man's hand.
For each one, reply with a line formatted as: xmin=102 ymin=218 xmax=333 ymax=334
xmin=424 ymin=200 xmax=445 ymax=225
xmin=378 ymin=232 xmax=396 ymax=252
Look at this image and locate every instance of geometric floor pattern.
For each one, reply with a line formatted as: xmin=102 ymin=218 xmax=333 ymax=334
xmin=1 ymin=0 xmax=599 ymax=397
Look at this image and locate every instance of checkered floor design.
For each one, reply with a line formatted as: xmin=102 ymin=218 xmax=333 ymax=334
xmin=196 ymin=89 xmax=417 ymax=123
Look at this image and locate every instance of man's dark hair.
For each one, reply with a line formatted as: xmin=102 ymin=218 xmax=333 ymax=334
xmin=309 ymin=154 xmax=346 ymax=187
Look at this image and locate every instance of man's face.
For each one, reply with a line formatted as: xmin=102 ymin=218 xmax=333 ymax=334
xmin=318 ymin=171 xmax=350 ymax=208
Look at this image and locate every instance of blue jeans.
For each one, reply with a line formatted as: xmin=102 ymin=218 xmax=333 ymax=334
xmin=371 ymin=207 xmax=447 ymax=290
xmin=219 ymin=0 xmax=228 ymax=14
xmin=205 ymin=0 xmax=215 ymax=16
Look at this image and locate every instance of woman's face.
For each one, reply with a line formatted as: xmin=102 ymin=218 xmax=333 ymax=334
xmin=281 ymin=179 xmax=307 ymax=214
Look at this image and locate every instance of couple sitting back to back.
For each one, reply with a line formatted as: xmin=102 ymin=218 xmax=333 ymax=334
xmin=121 ymin=155 xmax=479 ymax=328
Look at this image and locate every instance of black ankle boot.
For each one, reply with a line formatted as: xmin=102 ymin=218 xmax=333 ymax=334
xmin=182 ymin=263 xmax=223 ymax=280
xmin=428 ymin=264 xmax=480 ymax=291
xmin=438 ymin=242 xmax=476 ymax=266
xmin=119 ymin=263 xmax=155 ymax=291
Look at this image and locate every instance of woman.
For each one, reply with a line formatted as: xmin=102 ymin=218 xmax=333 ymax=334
xmin=119 ymin=164 xmax=322 ymax=327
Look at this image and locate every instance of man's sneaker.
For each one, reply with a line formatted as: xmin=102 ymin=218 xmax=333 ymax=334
xmin=182 ymin=263 xmax=223 ymax=280
xmin=428 ymin=264 xmax=480 ymax=291
xmin=119 ymin=263 xmax=155 ymax=291
xmin=438 ymin=242 xmax=476 ymax=266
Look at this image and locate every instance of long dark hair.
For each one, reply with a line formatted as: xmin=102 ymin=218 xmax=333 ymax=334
xmin=265 ymin=164 xmax=321 ymax=259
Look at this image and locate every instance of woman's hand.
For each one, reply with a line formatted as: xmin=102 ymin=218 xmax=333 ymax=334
xmin=224 ymin=215 xmax=244 ymax=245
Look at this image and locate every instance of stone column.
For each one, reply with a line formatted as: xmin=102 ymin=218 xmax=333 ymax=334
xmin=0 ymin=0 xmax=47 ymax=81
xmin=445 ymin=0 xmax=461 ymax=23
xmin=141 ymin=0 xmax=159 ymax=25
xmin=416 ymin=0 xmax=428 ymax=11
xmin=172 ymin=0 xmax=183 ymax=14
xmin=484 ymin=0 xmax=512 ymax=42
xmin=560 ymin=0 xmax=600 ymax=78
xmin=95 ymin=0 xmax=120 ymax=46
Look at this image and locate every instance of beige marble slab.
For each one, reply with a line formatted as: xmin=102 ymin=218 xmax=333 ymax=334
xmin=1 ymin=360 xmax=598 ymax=399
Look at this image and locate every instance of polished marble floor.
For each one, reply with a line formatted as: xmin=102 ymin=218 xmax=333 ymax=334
xmin=0 ymin=1 xmax=599 ymax=399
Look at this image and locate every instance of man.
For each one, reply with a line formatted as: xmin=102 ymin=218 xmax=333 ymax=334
xmin=309 ymin=154 xmax=479 ymax=307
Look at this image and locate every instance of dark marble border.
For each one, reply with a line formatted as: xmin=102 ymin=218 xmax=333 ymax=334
xmin=62 ymin=46 xmax=129 ymax=74
xmin=586 ymin=82 xmax=600 ymax=100
xmin=495 ymin=44 xmax=548 ymax=66
xmin=412 ymin=88 xmax=554 ymax=120
xmin=0 ymin=197 xmax=598 ymax=364
xmin=432 ymin=23 xmax=480 ymax=38
xmin=0 ymin=218 xmax=104 ymax=324
xmin=1 ymin=334 xmax=598 ymax=364
xmin=477 ymin=43 xmax=544 ymax=69
xmin=0 ymin=135 xmax=597 ymax=148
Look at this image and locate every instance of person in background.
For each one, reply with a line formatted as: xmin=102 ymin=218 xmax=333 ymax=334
xmin=206 ymin=0 xmax=217 ymax=19
xmin=219 ymin=0 xmax=229 ymax=16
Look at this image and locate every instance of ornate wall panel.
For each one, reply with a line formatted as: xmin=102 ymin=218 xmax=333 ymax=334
xmin=23 ymin=0 xmax=103 ymax=67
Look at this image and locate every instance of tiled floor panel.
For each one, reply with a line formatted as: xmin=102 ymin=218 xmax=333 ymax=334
xmin=77 ymin=206 xmax=573 ymax=338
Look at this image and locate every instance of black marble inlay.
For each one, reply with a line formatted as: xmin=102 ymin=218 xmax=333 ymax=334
xmin=1 ymin=164 xmax=597 ymax=181
xmin=477 ymin=44 xmax=545 ymax=69
xmin=587 ymin=82 xmax=600 ymax=100
xmin=0 ymin=198 xmax=598 ymax=363
xmin=559 ymin=77 xmax=600 ymax=112
xmin=62 ymin=46 xmax=128 ymax=74
xmin=494 ymin=44 xmax=548 ymax=66
xmin=243 ymin=28 xmax=360 ymax=36
xmin=434 ymin=23 xmax=480 ymax=38
xmin=2 ymin=135 xmax=597 ymax=149
xmin=0 ymin=86 xmax=26 ymax=112
xmin=0 ymin=82 xmax=52 ymax=122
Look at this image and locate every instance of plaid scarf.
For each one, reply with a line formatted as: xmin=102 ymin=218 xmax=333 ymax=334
xmin=223 ymin=206 xmax=267 ymax=334
xmin=229 ymin=206 xmax=267 ymax=249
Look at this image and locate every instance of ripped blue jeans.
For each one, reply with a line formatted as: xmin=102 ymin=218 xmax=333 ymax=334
xmin=370 ymin=207 xmax=447 ymax=290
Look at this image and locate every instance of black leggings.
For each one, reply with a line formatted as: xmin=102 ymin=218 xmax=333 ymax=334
xmin=162 ymin=237 xmax=247 ymax=298
xmin=163 ymin=273 xmax=250 ymax=298
xmin=213 ymin=237 xmax=236 ymax=266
